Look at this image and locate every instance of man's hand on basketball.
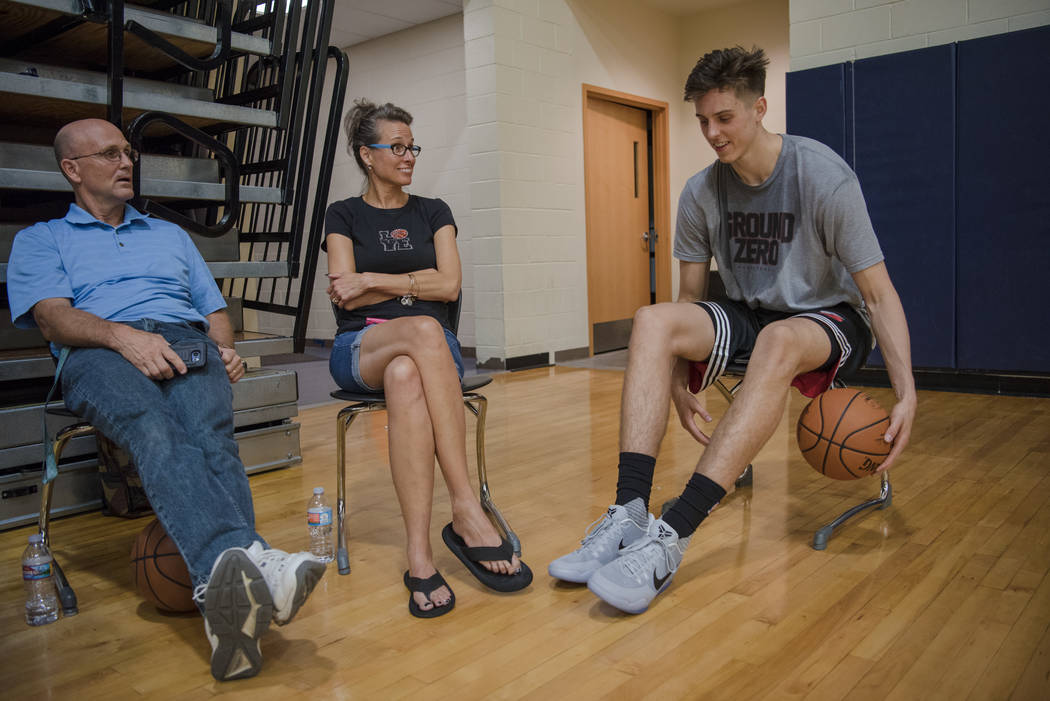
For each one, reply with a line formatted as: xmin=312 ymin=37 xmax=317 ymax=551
xmin=876 ymin=395 xmax=916 ymax=472
xmin=112 ymin=326 xmax=187 ymax=380
xmin=672 ymin=385 xmax=713 ymax=445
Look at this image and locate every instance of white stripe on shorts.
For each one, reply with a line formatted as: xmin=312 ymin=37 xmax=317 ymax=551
xmin=697 ymin=301 xmax=732 ymax=391
xmin=795 ymin=312 xmax=852 ymax=371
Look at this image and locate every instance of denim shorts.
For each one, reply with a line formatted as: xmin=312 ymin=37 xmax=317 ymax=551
xmin=330 ymin=324 xmax=465 ymax=393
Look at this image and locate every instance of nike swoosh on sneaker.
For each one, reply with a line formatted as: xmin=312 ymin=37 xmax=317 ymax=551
xmin=618 ymin=538 xmax=630 ymax=551
xmin=652 ymin=570 xmax=671 ymax=591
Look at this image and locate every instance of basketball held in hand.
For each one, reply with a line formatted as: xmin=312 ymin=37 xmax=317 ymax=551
xmin=797 ymin=388 xmax=891 ymax=480
xmin=130 ymin=518 xmax=196 ymax=613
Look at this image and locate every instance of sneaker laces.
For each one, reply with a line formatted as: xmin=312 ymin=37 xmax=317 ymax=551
xmin=619 ymin=529 xmax=683 ymax=583
xmin=251 ymin=546 xmax=296 ymax=593
xmin=252 ymin=546 xmax=289 ymax=573
xmin=578 ymin=509 xmax=626 ymax=549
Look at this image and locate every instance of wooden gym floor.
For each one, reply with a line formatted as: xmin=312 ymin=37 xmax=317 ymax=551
xmin=2 ymin=365 xmax=1049 ymax=699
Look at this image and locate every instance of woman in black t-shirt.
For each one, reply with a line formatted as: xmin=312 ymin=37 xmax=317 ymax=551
xmin=325 ymin=100 xmax=531 ymax=617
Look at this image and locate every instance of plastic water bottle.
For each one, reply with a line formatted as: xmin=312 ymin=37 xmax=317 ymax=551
xmin=23 ymin=533 xmax=59 ymax=626
xmin=307 ymin=487 xmax=334 ymax=562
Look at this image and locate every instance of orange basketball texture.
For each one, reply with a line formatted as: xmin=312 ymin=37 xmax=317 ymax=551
xmin=130 ymin=518 xmax=196 ymax=613
xmin=796 ymin=388 xmax=891 ymax=480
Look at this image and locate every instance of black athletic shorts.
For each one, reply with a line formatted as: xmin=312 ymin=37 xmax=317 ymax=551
xmin=689 ymin=298 xmax=874 ymax=398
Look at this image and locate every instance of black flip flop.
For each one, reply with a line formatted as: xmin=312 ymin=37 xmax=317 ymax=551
xmin=403 ymin=570 xmax=455 ymax=618
xmin=441 ymin=523 xmax=533 ymax=593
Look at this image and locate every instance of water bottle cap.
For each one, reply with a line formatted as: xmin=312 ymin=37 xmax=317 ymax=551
xmin=28 ymin=533 xmax=43 ymax=543
xmin=313 ymin=487 xmax=324 ymax=495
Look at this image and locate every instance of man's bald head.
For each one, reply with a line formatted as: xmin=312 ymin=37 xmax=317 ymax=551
xmin=53 ymin=119 xmax=124 ymax=166
xmin=52 ymin=119 xmax=136 ymax=219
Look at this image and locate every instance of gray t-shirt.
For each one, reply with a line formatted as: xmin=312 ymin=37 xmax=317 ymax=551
xmin=674 ymin=135 xmax=883 ymax=317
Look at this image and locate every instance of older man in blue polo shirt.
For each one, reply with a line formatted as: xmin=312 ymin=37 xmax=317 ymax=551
xmin=7 ymin=118 xmax=325 ymax=682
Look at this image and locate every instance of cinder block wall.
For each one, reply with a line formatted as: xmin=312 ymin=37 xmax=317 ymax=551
xmin=790 ymin=0 xmax=1050 ymax=70
xmin=464 ymin=0 xmax=585 ymax=366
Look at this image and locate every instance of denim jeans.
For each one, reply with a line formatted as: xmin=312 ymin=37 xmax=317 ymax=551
xmin=330 ymin=324 xmax=464 ymax=393
xmin=60 ymin=319 xmax=265 ymax=586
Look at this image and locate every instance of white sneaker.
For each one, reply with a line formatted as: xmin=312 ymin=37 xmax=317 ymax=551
xmin=194 ymin=547 xmax=273 ymax=681
xmin=244 ymin=542 xmax=326 ymax=626
xmin=587 ymin=518 xmax=690 ymax=614
xmin=548 ymin=500 xmax=650 ymax=583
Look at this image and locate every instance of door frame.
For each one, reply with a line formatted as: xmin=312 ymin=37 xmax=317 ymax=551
xmin=582 ymin=84 xmax=671 ymax=354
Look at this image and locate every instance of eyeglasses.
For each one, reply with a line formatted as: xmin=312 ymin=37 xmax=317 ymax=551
xmin=68 ymin=146 xmax=140 ymax=163
xmin=368 ymin=143 xmax=421 ymax=157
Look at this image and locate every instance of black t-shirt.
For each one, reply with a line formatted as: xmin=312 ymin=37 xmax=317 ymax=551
xmin=323 ymin=195 xmax=457 ymax=334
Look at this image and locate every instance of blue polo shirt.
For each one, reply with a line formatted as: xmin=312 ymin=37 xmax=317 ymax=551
xmin=8 ymin=204 xmax=226 ymax=334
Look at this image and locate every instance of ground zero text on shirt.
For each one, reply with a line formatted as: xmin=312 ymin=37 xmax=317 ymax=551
xmin=729 ymin=211 xmax=795 ymax=266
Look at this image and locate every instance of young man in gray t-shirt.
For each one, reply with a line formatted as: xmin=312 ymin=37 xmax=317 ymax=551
xmin=550 ymin=46 xmax=916 ymax=615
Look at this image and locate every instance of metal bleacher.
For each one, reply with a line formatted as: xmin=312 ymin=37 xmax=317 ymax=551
xmin=0 ymin=0 xmax=349 ymax=528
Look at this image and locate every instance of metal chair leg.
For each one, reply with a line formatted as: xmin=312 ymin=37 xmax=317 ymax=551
xmin=713 ymin=377 xmax=742 ymax=403
xmin=464 ymin=393 xmax=520 ymax=557
xmin=812 ymin=471 xmax=892 ymax=550
xmin=335 ymin=406 xmax=369 ymax=575
xmin=712 ymin=370 xmax=891 ymax=550
xmin=38 ymin=423 xmax=94 ymax=616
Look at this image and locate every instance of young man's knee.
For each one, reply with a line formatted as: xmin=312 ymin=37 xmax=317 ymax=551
xmin=751 ymin=323 xmax=807 ymax=369
xmin=630 ymin=303 xmax=679 ymax=342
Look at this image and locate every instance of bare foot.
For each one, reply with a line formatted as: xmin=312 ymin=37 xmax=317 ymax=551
xmin=407 ymin=563 xmax=452 ymax=612
xmin=451 ymin=505 xmax=521 ymax=576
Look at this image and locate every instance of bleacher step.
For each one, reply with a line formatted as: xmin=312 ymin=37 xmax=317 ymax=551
xmin=2 ymin=0 xmax=273 ymax=58
xmin=0 ymin=143 xmax=283 ymax=203
xmin=0 ymin=420 xmax=302 ymax=530
xmin=0 ymin=58 xmax=277 ymax=129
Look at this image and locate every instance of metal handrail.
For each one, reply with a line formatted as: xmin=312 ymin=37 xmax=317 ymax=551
xmin=107 ymin=0 xmax=124 ymax=127
xmin=292 ymin=45 xmax=349 ymax=351
xmin=127 ymin=111 xmax=241 ymax=238
xmin=124 ymin=0 xmax=233 ymax=72
xmin=285 ymin=12 xmax=338 ymax=275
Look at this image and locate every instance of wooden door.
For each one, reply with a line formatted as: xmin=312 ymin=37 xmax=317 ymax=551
xmin=584 ymin=97 xmax=652 ymax=353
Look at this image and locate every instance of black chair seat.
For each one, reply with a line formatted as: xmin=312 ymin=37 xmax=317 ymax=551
xmin=44 ymin=405 xmax=81 ymax=418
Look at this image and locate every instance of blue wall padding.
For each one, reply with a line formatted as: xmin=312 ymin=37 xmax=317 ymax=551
xmin=785 ymin=62 xmax=853 ymax=165
xmin=853 ymin=45 xmax=957 ymax=369
xmin=956 ymin=25 xmax=1050 ymax=372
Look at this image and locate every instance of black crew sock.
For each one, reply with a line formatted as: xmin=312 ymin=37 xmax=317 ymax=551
xmin=615 ymin=452 xmax=656 ymax=510
xmin=661 ymin=473 xmax=727 ymax=538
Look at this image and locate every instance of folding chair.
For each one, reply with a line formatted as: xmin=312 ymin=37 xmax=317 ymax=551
xmin=329 ymin=297 xmax=519 ymax=575
xmin=710 ymin=366 xmax=892 ymax=550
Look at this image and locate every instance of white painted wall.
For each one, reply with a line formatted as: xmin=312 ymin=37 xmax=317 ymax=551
xmin=790 ymin=0 xmax=1050 ymax=71
xmin=463 ymin=0 xmax=585 ymax=363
